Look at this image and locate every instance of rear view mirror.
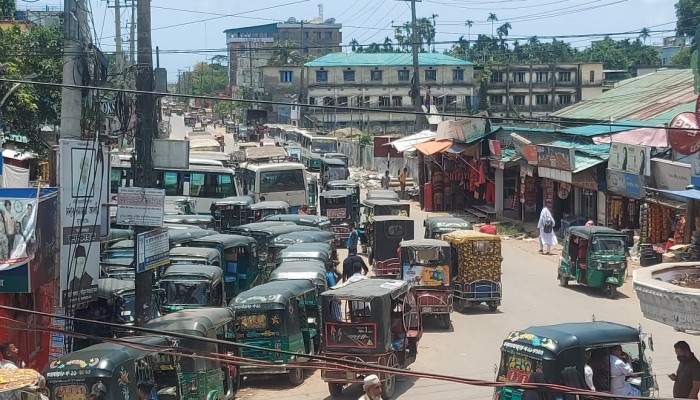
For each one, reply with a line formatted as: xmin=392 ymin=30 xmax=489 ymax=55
xmin=648 ymin=335 xmax=654 ymax=352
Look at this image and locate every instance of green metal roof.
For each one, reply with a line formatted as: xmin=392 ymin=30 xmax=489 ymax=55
xmin=549 ymin=139 xmax=610 ymax=159
xmin=573 ymin=153 xmax=606 ymax=173
xmin=305 ymin=53 xmax=472 ymax=67
xmin=645 ymin=101 xmax=695 ymax=125
xmin=552 ymin=69 xmax=696 ymax=122
xmin=558 ymin=120 xmax=655 ymax=137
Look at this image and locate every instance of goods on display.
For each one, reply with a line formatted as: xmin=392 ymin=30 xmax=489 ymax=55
xmin=641 ymin=203 xmax=684 ymax=245
xmin=608 ymin=197 xmax=639 ymax=230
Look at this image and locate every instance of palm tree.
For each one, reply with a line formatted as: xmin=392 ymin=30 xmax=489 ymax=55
xmin=349 ymin=38 xmax=359 ymax=53
xmin=465 ymin=20 xmax=474 ymax=44
xmin=487 ymin=13 xmax=498 ymax=38
xmin=367 ymin=42 xmax=381 ymax=53
xmin=382 ymin=36 xmax=394 ymax=52
xmin=639 ymin=27 xmax=650 ymax=44
xmin=430 ymin=13 xmax=439 ymax=52
xmin=394 ymin=27 xmax=407 ymax=52
xmin=456 ymin=35 xmax=469 ymax=59
xmin=496 ymin=22 xmax=512 ymax=49
xmin=528 ymin=36 xmax=539 ymax=45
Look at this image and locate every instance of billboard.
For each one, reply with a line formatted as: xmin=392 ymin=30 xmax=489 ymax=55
xmin=608 ymin=142 xmax=651 ymax=176
xmin=536 ymin=145 xmax=575 ymax=171
xmin=59 ymin=140 xmax=109 ymax=307
xmin=606 ymin=169 xmax=644 ymax=199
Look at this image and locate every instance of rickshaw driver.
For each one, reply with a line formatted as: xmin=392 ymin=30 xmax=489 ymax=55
xmin=225 ymin=248 xmax=239 ymax=284
xmin=610 ymin=345 xmax=640 ymax=397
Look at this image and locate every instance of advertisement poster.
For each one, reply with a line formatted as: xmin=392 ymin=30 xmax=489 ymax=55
xmin=668 ymin=112 xmax=700 ymax=155
xmin=689 ymin=152 xmax=700 ymax=187
xmin=606 ymin=169 xmax=644 ymax=199
xmin=402 ymin=264 xmax=450 ymax=287
xmin=325 ymin=322 xmax=377 ymax=349
xmin=59 ymin=140 xmax=109 ymax=307
xmin=0 ymin=190 xmax=39 ymax=272
xmin=536 ymin=145 xmax=575 ymax=171
xmin=136 ymin=229 xmax=170 ymax=273
xmin=609 ymin=142 xmax=651 ymax=176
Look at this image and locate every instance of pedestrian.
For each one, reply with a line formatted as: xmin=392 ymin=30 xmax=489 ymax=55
xmin=136 ymin=380 xmax=157 ymax=400
xmin=537 ymin=206 xmax=557 ymax=255
xmin=398 ymin=167 xmax=408 ymax=198
xmin=585 ymin=220 xmax=594 ymax=227
xmin=381 ymin=170 xmax=390 ymax=190
xmin=609 ymin=345 xmax=640 ymax=397
xmin=346 ymin=222 xmax=359 ymax=254
xmin=0 ymin=342 xmax=25 ymax=369
xmin=342 ymin=248 xmax=368 ymax=282
xmin=359 ymin=374 xmax=382 ymax=400
xmin=479 ymin=217 xmax=497 ymax=235
xmin=297 ymin=204 xmax=309 ymax=215
xmin=670 ymin=340 xmax=700 ymax=399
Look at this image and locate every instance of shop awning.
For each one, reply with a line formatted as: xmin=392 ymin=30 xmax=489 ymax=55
xmin=388 ymin=130 xmax=436 ymax=152
xmin=592 ymin=127 xmax=669 ymax=147
xmin=444 ymin=142 xmax=471 ymax=154
xmin=2 ymin=149 xmax=37 ymax=161
xmin=413 ymin=140 xmax=453 ymax=155
xmin=572 ymin=154 xmax=606 ymax=174
xmin=657 ymin=188 xmax=700 ymax=201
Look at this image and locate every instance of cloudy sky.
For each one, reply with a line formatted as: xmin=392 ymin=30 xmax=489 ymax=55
xmin=23 ymin=0 xmax=678 ymax=80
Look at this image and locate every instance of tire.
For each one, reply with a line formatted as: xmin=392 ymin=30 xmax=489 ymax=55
xmin=381 ymin=353 xmax=399 ymax=399
xmin=558 ymin=274 xmax=569 ymax=287
xmin=289 ymin=368 xmax=304 ymax=386
xmin=441 ymin=314 xmax=451 ymax=329
xmin=488 ymin=303 xmax=498 ymax=312
xmin=605 ymin=284 xmax=617 ymax=299
xmin=328 ymin=383 xmax=343 ymax=397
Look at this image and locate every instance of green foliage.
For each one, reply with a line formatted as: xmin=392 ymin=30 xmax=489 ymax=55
xmin=0 ymin=23 xmax=63 ymax=156
xmin=268 ymin=40 xmax=306 ymax=66
xmin=0 ymin=0 xmax=15 ymax=18
xmin=671 ymin=46 xmax=692 ymax=67
xmin=675 ymin=0 xmax=700 ymax=38
xmin=358 ymin=131 xmax=372 ymax=146
xmin=182 ymin=61 xmax=228 ymax=98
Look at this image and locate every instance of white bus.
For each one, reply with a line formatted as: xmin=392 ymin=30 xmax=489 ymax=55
xmin=240 ymin=162 xmax=308 ymax=213
xmin=297 ymin=131 xmax=339 ymax=170
xmin=110 ymin=154 xmax=239 ymax=214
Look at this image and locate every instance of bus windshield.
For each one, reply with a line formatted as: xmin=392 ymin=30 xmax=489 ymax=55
xmin=312 ymin=139 xmax=338 ymax=153
xmin=260 ymin=169 xmax=305 ymax=193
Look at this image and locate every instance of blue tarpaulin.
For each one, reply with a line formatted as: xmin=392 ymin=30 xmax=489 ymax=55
xmin=658 ymin=189 xmax=700 ymax=201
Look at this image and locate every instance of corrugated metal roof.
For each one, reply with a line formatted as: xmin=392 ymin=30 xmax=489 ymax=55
xmin=552 ymin=69 xmax=695 ymax=122
xmin=549 ymin=140 xmax=610 ymax=160
xmin=645 ymin=101 xmax=695 ymax=125
xmin=305 ymin=53 xmax=472 ymax=67
xmin=573 ymin=154 xmax=605 ymax=173
xmin=558 ymin=120 xmax=656 ymax=137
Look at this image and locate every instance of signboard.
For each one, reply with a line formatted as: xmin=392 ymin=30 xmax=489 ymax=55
xmin=689 ymin=152 xmax=700 ymax=187
xmin=606 ymin=169 xmax=644 ymax=199
xmin=325 ymin=208 xmax=346 ymax=220
xmin=650 ymin=159 xmax=690 ymax=190
xmin=538 ymin=167 xmax=572 ymax=183
xmin=609 ymin=142 xmax=651 ymax=176
xmin=402 ymin=264 xmax=450 ymax=287
xmin=324 ymin=322 xmax=377 ymax=349
xmin=116 ymin=187 xmax=165 ymax=227
xmin=668 ymin=112 xmax=700 ymax=155
xmin=136 ymin=229 xmax=170 ymax=273
xmin=536 ymin=145 xmax=575 ymax=171
xmin=0 ymin=190 xmax=39 ymax=274
xmin=59 ymin=140 xmax=108 ymax=306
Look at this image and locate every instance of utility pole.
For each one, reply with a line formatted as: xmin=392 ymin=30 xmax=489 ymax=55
xmin=248 ymin=35 xmax=255 ymax=107
xmin=133 ymin=0 xmax=157 ymax=327
xmin=60 ymin=0 xmax=88 ymax=139
xmin=129 ymin=0 xmax=136 ymax=64
xmin=113 ymin=0 xmax=122 ymax=71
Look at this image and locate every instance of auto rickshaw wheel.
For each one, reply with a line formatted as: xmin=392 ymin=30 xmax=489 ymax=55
xmin=381 ymin=353 xmax=400 ymax=399
xmin=488 ymin=303 xmax=498 ymax=312
xmin=328 ymin=383 xmax=344 ymax=397
xmin=604 ymin=284 xmax=617 ymax=299
xmin=289 ymin=367 xmax=305 ymax=386
xmin=440 ymin=314 xmax=450 ymax=329
xmin=558 ymin=274 xmax=569 ymax=287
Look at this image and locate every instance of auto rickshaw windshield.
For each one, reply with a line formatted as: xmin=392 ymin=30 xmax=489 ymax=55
xmin=592 ymin=238 xmax=626 ymax=255
xmin=411 ymin=247 xmax=444 ymax=264
xmin=163 ymin=281 xmax=210 ymax=305
xmin=118 ymin=294 xmax=135 ymax=323
xmin=328 ymin=166 xmax=347 ymax=181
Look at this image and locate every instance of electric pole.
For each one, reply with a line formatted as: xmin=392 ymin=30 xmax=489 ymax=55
xmin=113 ymin=0 xmax=122 ymax=71
xmin=60 ymin=0 xmax=88 ymax=139
xmin=130 ymin=0 xmax=136 ymax=64
xmin=133 ymin=0 xmax=157 ymax=327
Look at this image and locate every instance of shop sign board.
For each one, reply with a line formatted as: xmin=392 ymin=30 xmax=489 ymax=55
xmin=609 ymin=142 xmax=651 ymax=176
xmin=116 ymin=187 xmax=165 ymax=227
xmin=538 ymin=167 xmax=572 ymax=183
xmin=136 ymin=228 xmax=170 ymax=273
xmin=688 ymin=152 xmax=700 ymax=187
xmin=650 ymin=159 xmax=690 ymax=191
xmin=668 ymin=112 xmax=700 ymax=155
xmin=606 ymin=169 xmax=644 ymax=199
xmin=536 ymin=145 xmax=574 ymax=171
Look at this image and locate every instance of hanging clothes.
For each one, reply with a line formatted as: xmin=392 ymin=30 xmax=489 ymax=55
xmin=484 ymin=181 xmax=495 ymax=204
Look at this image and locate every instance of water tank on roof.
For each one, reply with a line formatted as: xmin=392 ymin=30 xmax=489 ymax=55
xmin=14 ymin=11 xmax=26 ymax=21
xmin=324 ymin=18 xmax=336 ymax=24
xmin=287 ymin=17 xmax=297 ymax=23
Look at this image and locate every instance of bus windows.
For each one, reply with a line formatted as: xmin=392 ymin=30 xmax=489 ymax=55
xmin=260 ymin=170 xmax=305 ymax=193
xmin=163 ymin=172 xmax=179 ymax=196
xmin=312 ymin=139 xmax=337 ymax=153
xmin=190 ymin=173 xmax=205 ymax=196
xmin=218 ymin=174 xmax=236 ymax=197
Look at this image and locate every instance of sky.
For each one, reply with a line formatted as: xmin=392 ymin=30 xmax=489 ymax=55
xmin=20 ymin=0 xmax=678 ymax=81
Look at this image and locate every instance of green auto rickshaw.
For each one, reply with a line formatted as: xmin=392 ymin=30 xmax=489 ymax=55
xmin=230 ymin=279 xmax=319 ymax=386
xmin=326 ymin=180 xmax=360 ymax=221
xmin=269 ymin=230 xmax=337 ymax=264
xmin=210 ymin=196 xmax=255 ymax=232
xmin=169 ymin=246 xmax=220 ymax=266
xmin=320 ymin=158 xmax=350 ymax=190
xmin=144 ymin=308 xmax=241 ymax=400
xmin=424 ymin=216 xmax=473 ymax=239
xmin=558 ymin=226 xmax=629 ymax=299
xmin=160 ymin=264 xmax=226 ymax=313
xmin=261 ymin=214 xmax=331 ymax=230
xmin=276 ymin=242 xmax=336 ymax=270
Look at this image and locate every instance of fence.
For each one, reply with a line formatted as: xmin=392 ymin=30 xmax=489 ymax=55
xmin=338 ymin=140 xmax=419 ymax=179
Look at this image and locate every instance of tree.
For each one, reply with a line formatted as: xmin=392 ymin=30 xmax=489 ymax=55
xmin=382 ymin=37 xmax=393 ymax=52
xmin=366 ymin=42 xmax=381 ymax=53
xmin=496 ymin=22 xmax=512 ymax=49
xmin=0 ymin=0 xmax=15 ymax=18
xmin=671 ymin=46 xmax=692 ymax=66
xmin=639 ymin=27 xmax=651 ymax=43
xmin=430 ymin=13 xmax=439 ymax=52
xmin=210 ymin=55 xmax=228 ymax=65
xmin=349 ymin=38 xmax=359 ymax=52
xmin=487 ymin=13 xmax=498 ymax=38
xmin=465 ymin=20 xmax=474 ymax=44
xmin=268 ymin=40 xmax=305 ymax=66
xmin=675 ymin=0 xmax=700 ymax=38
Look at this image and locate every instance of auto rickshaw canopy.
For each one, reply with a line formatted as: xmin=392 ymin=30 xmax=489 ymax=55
xmin=366 ymin=189 xmax=400 ymax=202
xmin=231 ymin=279 xmax=316 ymax=311
xmin=251 ymin=201 xmax=291 ymax=212
xmin=162 ymin=264 xmax=223 ymax=281
xmin=189 ymin=233 xmax=258 ymax=248
xmin=144 ymin=308 xmax=236 ymax=337
xmin=212 ymin=196 xmax=255 ymax=207
xmin=425 ymin=217 xmax=473 ymax=232
xmin=169 ymin=246 xmax=220 ymax=262
xmin=97 ymin=278 xmax=134 ymax=300
xmin=261 ymin=214 xmax=331 ymax=230
xmin=442 ymin=229 xmax=501 ymax=244
xmin=228 ymin=221 xmax=295 ymax=235
xmin=566 ymin=226 xmax=627 ymax=238
xmin=272 ymin=231 xmax=336 ymax=247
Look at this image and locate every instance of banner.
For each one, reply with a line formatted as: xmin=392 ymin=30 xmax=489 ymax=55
xmin=0 ymin=190 xmax=39 ymax=273
xmin=606 ymin=169 xmax=644 ymax=199
xmin=609 ymin=142 xmax=651 ymax=176
xmin=402 ymin=264 xmax=450 ymax=287
xmin=668 ymin=112 xmax=700 ymax=155
xmin=536 ymin=145 xmax=575 ymax=171
xmin=59 ymin=140 xmax=109 ymax=307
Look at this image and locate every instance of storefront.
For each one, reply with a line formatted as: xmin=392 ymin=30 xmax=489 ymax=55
xmin=604 ymin=143 xmax=651 ymax=230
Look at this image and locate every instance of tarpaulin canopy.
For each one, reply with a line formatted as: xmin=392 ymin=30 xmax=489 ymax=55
xmin=413 ymin=140 xmax=453 ymax=155
xmin=658 ymin=188 xmax=700 ymax=201
xmin=592 ymin=127 xmax=669 ymax=148
xmin=436 ymin=116 xmax=488 ymax=143
xmin=388 ymin=130 xmax=436 ymax=152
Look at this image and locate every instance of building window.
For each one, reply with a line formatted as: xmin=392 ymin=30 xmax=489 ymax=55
xmin=279 ymin=71 xmax=294 ymax=82
xmin=513 ymin=95 xmax=525 ymax=106
xmin=303 ymin=47 xmax=309 ymax=54
xmin=371 ymin=70 xmax=383 ymax=81
xmin=490 ymin=72 xmax=503 ymax=83
xmin=308 ymin=97 xmax=316 ymax=105
xmin=425 ymin=69 xmax=437 ymax=82
xmin=324 ymin=32 xmax=332 ymax=39
xmin=589 ymin=70 xmax=595 ymax=83
xmin=512 ymin=72 xmax=525 ymax=82
xmin=558 ymin=94 xmax=572 ymax=104
xmin=323 ymin=97 xmax=335 ymax=106
xmin=536 ymin=72 xmax=548 ymax=83
xmin=304 ymin=32 xmax=309 ymax=39
xmin=489 ymin=95 xmax=503 ymax=105
xmin=445 ymin=95 xmax=457 ymax=108
xmin=558 ymin=71 xmax=572 ymax=82
xmin=464 ymin=95 xmax=472 ymax=108
xmin=316 ymin=70 xmax=328 ymax=82
xmin=535 ymin=94 xmax=549 ymax=105
xmin=361 ymin=96 xmax=370 ymax=107
xmin=453 ymin=69 xmax=464 ymax=81
xmin=337 ymin=96 xmax=348 ymax=106
xmin=392 ymin=96 xmax=403 ymax=107
xmin=343 ymin=70 xmax=355 ymax=82
xmin=398 ymin=70 xmax=410 ymax=81
xmin=433 ymin=96 xmax=444 ymax=107
xmin=379 ymin=96 xmax=390 ymax=107
xmin=316 ymin=32 xmax=322 ymax=39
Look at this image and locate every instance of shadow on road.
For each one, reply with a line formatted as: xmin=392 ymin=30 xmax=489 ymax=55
xmin=563 ymin=283 xmax=631 ymax=300
xmin=422 ymin=316 xmax=455 ymax=333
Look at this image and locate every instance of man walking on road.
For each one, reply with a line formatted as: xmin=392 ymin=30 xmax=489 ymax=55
xmin=346 ymin=222 xmax=359 ymax=254
xmin=343 ymin=248 xmax=368 ymax=282
xmin=359 ymin=375 xmax=382 ymax=400
xmin=381 ymin=170 xmax=391 ymax=190
xmin=670 ymin=341 xmax=700 ymax=399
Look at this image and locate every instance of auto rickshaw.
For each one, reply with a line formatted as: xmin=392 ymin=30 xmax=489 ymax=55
xmin=495 ymin=321 xmax=656 ymax=400
xmin=366 ymin=189 xmax=400 ymax=202
xmin=227 ymin=220 xmax=295 ymax=236
xmin=442 ymin=230 xmax=502 ymax=312
xmin=160 ymin=264 xmax=226 ymax=313
xmin=276 ymin=242 xmax=336 ymax=270
xmin=230 ymin=280 xmax=319 ymax=386
xmin=424 ymin=216 xmax=473 ymax=239
xmin=186 ymin=234 xmax=260 ymax=297
xmin=163 ymin=214 xmax=214 ymax=230
xmin=558 ymin=226 xmax=629 ymax=299
xmin=360 ymin=199 xmax=411 ymax=252
xmin=210 ymin=196 xmax=255 ymax=232
xmin=268 ymin=230 xmax=337 ymax=266
xmin=399 ymin=239 xmax=454 ymax=329
xmin=261 ymin=214 xmax=331 ymax=230
xmin=321 ymin=152 xmax=349 ymax=166
xmin=320 ymin=189 xmax=356 ymax=244
xmin=321 ymin=278 xmax=422 ymax=399
xmin=100 ymin=258 xmax=134 ymax=280
xmin=144 ymin=308 xmax=241 ymax=400
xmin=326 ymin=180 xmax=360 ymax=219
xmin=45 ymin=336 xmax=186 ymax=400
xmin=169 ymin=246 xmax=220 ymax=266
xmin=167 ymin=227 xmax=217 ymax=247
xmin=307 ymin=174 xmax=318 ymax=214
xmin=250 ymin=200 xmax=291 ymax=222
xmin=320 ymin=158 xmax=350 ymax=189
xmin=368 ymin=216 xmax=414 ymax=276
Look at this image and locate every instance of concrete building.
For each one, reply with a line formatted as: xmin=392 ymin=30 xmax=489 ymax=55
xmin=484 ymin=63 xmax=604 ymax=117
xmin=657 ymin=36 xmax=687 ymax=66
xmin=260 ymin=65 xmax=303 ymax=124
xmin=299 ymin=53 xmax=474 ymax=132
xmin=224 ymin=18 xmax=342 ymax=92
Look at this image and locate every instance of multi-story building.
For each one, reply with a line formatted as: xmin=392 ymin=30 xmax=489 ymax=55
xmin=224 ymin=17 xmax=342 ymax=92
xmin=484 ymin=63 xmax=604 ymax=117
xmin=293 ymin=53 xmax=474 ymax=132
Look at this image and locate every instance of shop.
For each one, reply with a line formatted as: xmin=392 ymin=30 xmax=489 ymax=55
xmin=604 ymin=141 xmax=651 ymax=231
